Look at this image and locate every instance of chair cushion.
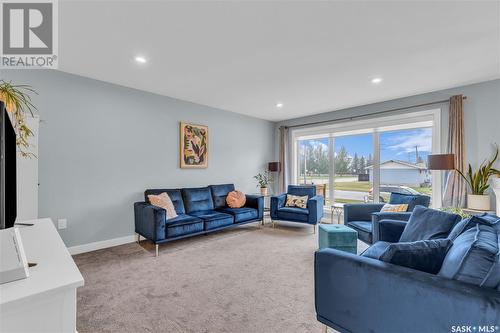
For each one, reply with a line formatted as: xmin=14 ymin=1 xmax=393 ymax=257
xmin=145 ymin=189 xmax=185 ymax=215
xmin=380 ymin=239 xmax=453 ymax=274
xmin=209 ymin=184 xmax=235 ymax=208
xmin=217 ymin=207 xmax=258 ymax=223
xmin=479 ymin=213 xmax=500 ymax=225
xmin=276 ymin=206 xmax=309 ymax=222
xmin=190 ymin=210 xmax=233 ymax=221
xmin=165 ymin=214 xmax=202 ymax=227
xmin=190 ymin=210 xmax=234 ymax=230
xmin=166 ymin=221 xmax=204 ymax=238
xmin=278 ymin=206 xmax=308 ymax=214
xmin=389 ymin=192 xmax=430 ymax=212
xmin=448 ymin=214 xmax=500 ymax=241
xmin=439 ymin=224 xmax=500 ymax=289
xmin=361 ymin=241 xmax=391 ymax=259
xmin=287 ymin=185 xmax=316 ymax=198
xmin=399 ymin=206 xmax=461 ymax=242
xmin=182 ymin=187 xmax=215 ymax=213
xmin=347 ymin=221 xmax=372 ymax=233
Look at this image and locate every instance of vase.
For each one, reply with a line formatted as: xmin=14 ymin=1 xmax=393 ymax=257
xmin=260 ymin=187 xmax=268 ymax=196
xmin=467 ymin=194 xmax=491 ymax=211
xmin=492 ymin=178 xmax=500 ymax=216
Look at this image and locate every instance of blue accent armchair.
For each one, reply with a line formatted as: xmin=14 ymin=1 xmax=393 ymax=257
xmin=344 ymin=192 xmax=430 ymax=244
xmin=270 ymin=185 xmax=324 ymax=231
xmin=314 ymin=219 xmax=500 ymax=333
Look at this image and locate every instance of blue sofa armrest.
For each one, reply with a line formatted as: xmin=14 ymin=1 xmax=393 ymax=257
xmin=343 ymin=203 xmax=385 ymax=224
xmin=134 ymin=202 xmax=166 ymax=242
xmin=270 ymin=193 xmax=287 ymax=219
xmin=245 ymin=194 xmax=264 ymax=219
xmin=372 ymin=211 xmax=412 ymax=242
xmin=308 ymin=195 xmax=324 ymax=224
xmin=315 ymin=249 xmax=500 ymax=333
xmin=377 ymin=219 xmax=408 ymax=242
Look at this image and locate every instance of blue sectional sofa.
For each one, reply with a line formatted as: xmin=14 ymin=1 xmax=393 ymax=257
xmin=134 ymin=184 xmax=263 ymax=256
xmin=315 ymin=211 xmax=500 ymax=333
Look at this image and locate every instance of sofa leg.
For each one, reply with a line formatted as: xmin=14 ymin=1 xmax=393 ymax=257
xmin=323 ymin=324 xmax=328 ymax=333
xmin=313 ymin=225 xmax=316 ymax=234
xmin=136 ymin=233 xmax=140 ymax=243
xmin=155 ymin=244 xmax=159 ymax=257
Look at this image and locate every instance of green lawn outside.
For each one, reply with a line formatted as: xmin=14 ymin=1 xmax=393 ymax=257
xmin=411 ymin=187 xmax=432 ymax=195
xmin=330 ymin=198 xmax=364 ymax=204
xmin=333 ymin=181 xmax=371 ymax=191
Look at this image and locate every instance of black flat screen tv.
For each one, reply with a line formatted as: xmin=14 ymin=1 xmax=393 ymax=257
xmin=0 ymin=101 xmax=17 ymax=229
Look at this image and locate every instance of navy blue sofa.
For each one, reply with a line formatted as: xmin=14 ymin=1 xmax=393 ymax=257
xmin=134 ymin=184 xmax=263 ymax=255
xmin=344 ymin=192 xmax=431 ymax=244
xmin=315 ymin=214 xmax=500 ymax=333
xmin=270 ymin=185 xmax=324 ymax=232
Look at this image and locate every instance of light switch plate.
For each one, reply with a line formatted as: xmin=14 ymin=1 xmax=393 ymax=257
xmin=57 ymin=219 xmax=67 ymax=229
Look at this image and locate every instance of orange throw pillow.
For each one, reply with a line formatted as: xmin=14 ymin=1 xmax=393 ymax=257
xmin=226 ymin=190 xmax=246 ymax=208
xmin=148 ymin=192 xmax=178 ymax=219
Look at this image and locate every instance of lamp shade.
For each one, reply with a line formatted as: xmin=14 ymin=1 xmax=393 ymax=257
xmin=427 ymin=154 xmax=455 ymax=170
xmin=268 ymin=162 xmax=281 ymax=172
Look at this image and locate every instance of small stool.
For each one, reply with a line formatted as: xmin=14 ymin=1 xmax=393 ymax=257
xmin=318 ymin=224 xmax=357 ymax=254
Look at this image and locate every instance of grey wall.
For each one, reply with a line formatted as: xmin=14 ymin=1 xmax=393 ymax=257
xmin=277 ymin=79 xmax=500 ymax=209
xmin=4 ymin=70 xmax=275 ymax=247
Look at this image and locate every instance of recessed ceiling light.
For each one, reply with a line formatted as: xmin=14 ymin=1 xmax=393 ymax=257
xmin=134 ymin=56 xmax=147 ymax=64
xmin=371 ymin=77 xmax=383 ymax=84
xmin=276 ymin=102 xmax=284 ymax=108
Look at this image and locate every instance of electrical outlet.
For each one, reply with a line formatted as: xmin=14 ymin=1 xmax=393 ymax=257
xmin=57 ymin=219 xmax=67 ymax=229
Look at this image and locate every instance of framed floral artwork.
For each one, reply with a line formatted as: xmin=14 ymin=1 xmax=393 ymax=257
xmin=180 ymin=122 xmax=208 ymax=168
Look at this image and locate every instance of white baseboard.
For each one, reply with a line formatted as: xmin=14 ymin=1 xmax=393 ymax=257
xmin=68 ymin=234 xmax=136 ymax=255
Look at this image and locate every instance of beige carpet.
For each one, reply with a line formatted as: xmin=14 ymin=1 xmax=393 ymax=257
xmin=74 ymin=220 xmax=368 ymax=333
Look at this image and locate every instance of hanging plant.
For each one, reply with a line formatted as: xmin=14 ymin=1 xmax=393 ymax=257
xmin=0 ymin=80 xmax=38 ymax=158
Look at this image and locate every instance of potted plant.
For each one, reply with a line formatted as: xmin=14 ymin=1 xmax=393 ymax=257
xmin=456 ymin=145 xmax=500 ymax=211
xmin=254 ymin=171 xmax=273 ymax=195
xmin=0 ymin=80 xmax=37 ymax=158
xmin=493 ymin=174 xmax=500 ymax=216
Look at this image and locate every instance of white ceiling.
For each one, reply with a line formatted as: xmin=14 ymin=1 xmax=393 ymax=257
xmin=58 ymin=1 xmax=500 ymax=121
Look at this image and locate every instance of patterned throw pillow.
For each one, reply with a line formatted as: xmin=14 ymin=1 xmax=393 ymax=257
xmin=226 ymin=190 xmax=246 ymax=208
xmin=148 ymin=192 xmax=178 ymax=220
xmin=285 ymin=194 xmax=309 ymax=209
xmin=380 ymin=203 xmax=409 ymax=212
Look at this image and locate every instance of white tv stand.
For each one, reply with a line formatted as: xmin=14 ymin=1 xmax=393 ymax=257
xmin=0 ymin=218 xmax=84 ymax=332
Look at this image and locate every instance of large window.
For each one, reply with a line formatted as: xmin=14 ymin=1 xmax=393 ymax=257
xmin=297 ymin=137 xmax=331 ymax=203
xmin=292 ymin=109 xmax=441 ymax=208
xmin=379 ymin=128 xmax=433 ymax=203
xmin=333 ymin=133 xmax=373 ymax=204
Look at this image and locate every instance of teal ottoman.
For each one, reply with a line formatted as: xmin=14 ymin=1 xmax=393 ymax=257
xmin=318 ymin=224 xmax=357 ymax=254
